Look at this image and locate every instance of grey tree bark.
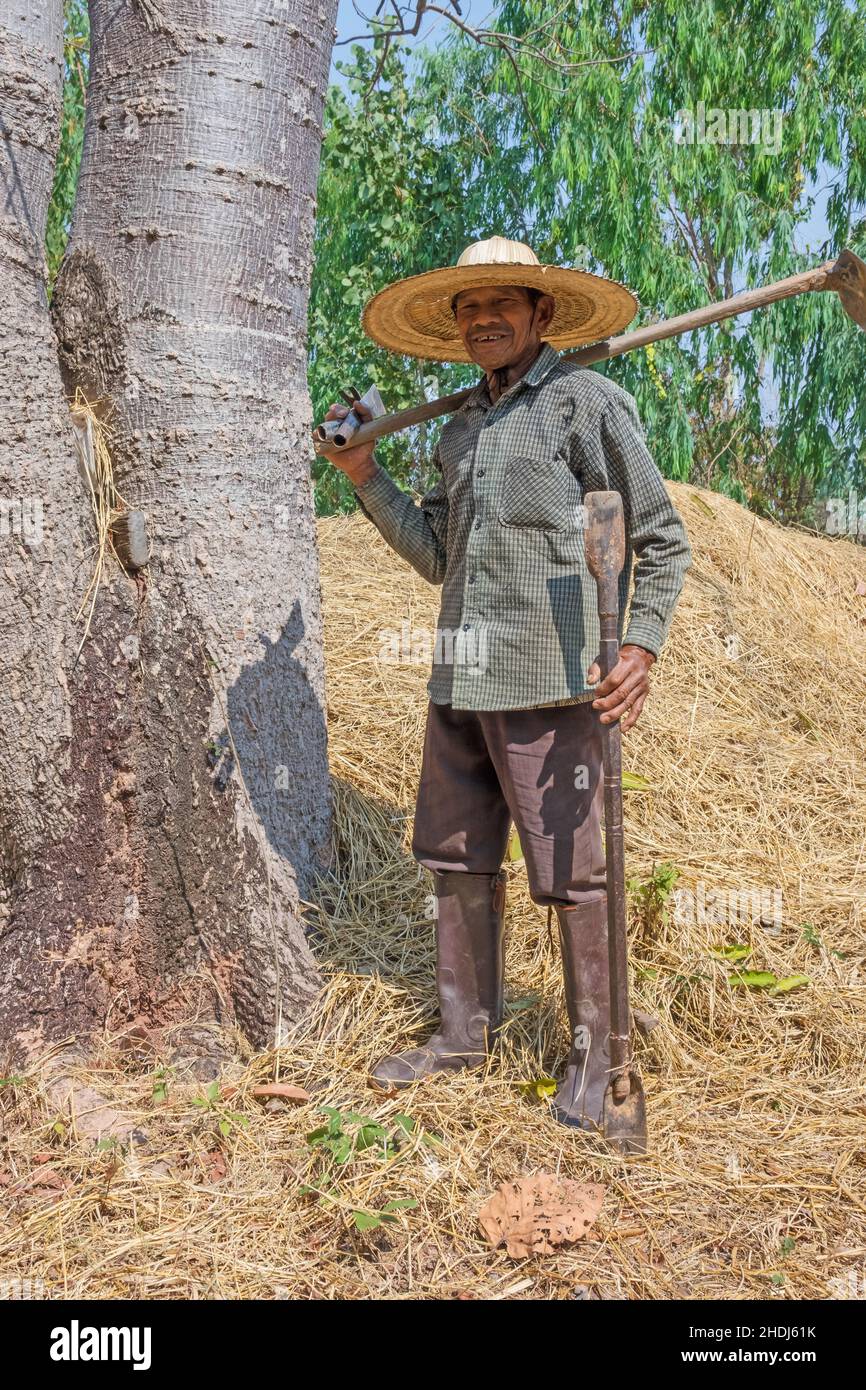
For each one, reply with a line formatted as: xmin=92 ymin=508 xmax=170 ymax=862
xmin=0 ymin=0 xmax=337 ymax=1067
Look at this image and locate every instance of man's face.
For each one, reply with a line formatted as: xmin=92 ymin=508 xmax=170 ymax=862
xmin=452 ymin=284 xmax=555 ymax=370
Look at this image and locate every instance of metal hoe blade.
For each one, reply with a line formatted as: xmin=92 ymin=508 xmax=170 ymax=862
xmin=827 ymin=249 xmax=866 ymax=330
xmin=603 ymin=1071 xmax=649 ymax=1156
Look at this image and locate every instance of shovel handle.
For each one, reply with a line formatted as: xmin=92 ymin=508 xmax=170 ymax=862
xmin=584 ymin=491 xmax=625 ymax=680
xmin=584 ymin=491 xmax=634 ymax=1102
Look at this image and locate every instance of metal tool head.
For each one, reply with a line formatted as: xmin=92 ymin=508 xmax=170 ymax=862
xmin=583 ymin=490 xmax=626 ymax=585
xmin=828 ymin=249 xmax=866 ymax=330
xmin=602 ymin=1071 xmax=649 ymax=1156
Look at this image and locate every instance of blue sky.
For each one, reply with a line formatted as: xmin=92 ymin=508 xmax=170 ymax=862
xmin=329 ymin=0 xmax=493 ymax=83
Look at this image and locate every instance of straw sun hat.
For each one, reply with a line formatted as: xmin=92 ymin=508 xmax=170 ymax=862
xmin=361 ymin=235 xmax=638 ymax=363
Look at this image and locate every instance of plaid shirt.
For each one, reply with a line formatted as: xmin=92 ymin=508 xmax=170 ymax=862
xmin=354 ymin=341 xmax=691 ymax=711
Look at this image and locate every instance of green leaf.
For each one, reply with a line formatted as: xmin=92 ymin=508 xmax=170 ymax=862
xmin=710 ymin=943 xmax=751 ymax=962
xmin=219 ymin=1118 xmax=231 ymax=1137
xmin=507 ymin=827 xmax=524 ymax=861
xmin=519 ymin=1077 xmax=558 ymax=1100
xmin=333 ymin=1135 xmax=353 ymax=1164
xmin=728 ymin=970 xmax=778 ymax=989
xmin=382 ymin=1198 xmax=419 ymax=1212
xmin=320 ymin=1106 xmax=343 ymax=1136
xmin=506 ymin=994 xmax=541 ymax=1012
xmin=768 ymin=974 xmax=810 ymax=995
xmin=621 ymin=771 xmax=651 ymax=791
xmin=351 ymin=1210 xmax=382 ymax=1231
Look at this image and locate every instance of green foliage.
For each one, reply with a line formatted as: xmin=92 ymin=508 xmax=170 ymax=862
xmin=47 ymin=3 xmax=866 ymax=523
xmin=46 ymin=0 xmax=89 ymax=289
xmin=300 ymin=1106 xmax=436 ymax=1224
xmin=420 ymin=0 xmax=866 ymax=520
xmin=309 ymin=38 xmax=479 ymax=513
xmin=303 ymin=1104 xmax=429 ymax=1169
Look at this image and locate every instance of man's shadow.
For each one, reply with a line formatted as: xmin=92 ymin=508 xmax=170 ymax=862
xmin=224 ymin=600 xmax=330 ymax=901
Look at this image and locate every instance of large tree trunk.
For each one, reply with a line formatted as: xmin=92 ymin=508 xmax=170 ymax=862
xmin=0 ymin=0 xmax=337 ymax=1067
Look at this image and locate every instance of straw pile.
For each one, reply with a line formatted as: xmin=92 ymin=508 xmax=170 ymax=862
xmin=1 ymin=483 xmax=864 ymax=1300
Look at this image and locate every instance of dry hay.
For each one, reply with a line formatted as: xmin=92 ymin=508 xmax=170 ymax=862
xmin=1 ymin=483 xmax=864 ymax=1301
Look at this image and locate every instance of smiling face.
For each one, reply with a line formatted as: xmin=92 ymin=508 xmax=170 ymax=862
xmin=451 ymin=283 xmax=556 ymax=370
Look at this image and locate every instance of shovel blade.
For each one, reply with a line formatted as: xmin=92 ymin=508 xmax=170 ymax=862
xmin=603 ymin=1072 xmax=649 ymax=1156
xmin=830 ymin=249 xmax=866 ymax=330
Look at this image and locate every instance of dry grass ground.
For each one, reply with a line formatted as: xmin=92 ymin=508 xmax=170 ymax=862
xmin=1 ymin=484 xmax=865 ymax=1300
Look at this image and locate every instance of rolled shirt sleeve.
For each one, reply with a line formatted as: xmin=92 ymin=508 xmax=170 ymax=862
xmin=354 ymin=453 xmax=449 ymax=586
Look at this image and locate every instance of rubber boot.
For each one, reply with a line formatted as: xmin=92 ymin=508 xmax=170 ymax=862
xmin=550 ymin=897 xmax=613 ymax=1131
xmin=369 ymin=869 xmax=507 ymax=1091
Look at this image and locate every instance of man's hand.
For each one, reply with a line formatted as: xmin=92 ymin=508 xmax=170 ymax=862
xmin=587 ymin=644 xmax=656 ymax=733
xmin=318 ymin=399 xmax=378 ymax=487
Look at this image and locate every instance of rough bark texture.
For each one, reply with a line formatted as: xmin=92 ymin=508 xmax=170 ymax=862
xmin=0 ymin=2 xmax=89 ymax=1038
xmin=0 ymin=0 xmax=337 ymax=1066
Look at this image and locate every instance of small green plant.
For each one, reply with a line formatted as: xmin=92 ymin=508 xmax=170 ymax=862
xmin=802 ymin=922 xmax=847 ymax=960
xmin=300 ymin=1107 xmax=440 ymax=1206
xmin=628 ymin=861 xmax=680 ymax=940
xmin=303 ymin=1106 xmax=420 ymax=1167
xmin=350 ymin=1199 xmax=419 ymax=1231
xmin=191 ymin=1080 xmax=250 ymax=1140
xmin=151 ymin=1067 xmax=172 ymax=1104
xmin=0 ymin=1075 xmax=26 ymax=1088
xmin=96 ymin=1135 xmax=123 ymax=1155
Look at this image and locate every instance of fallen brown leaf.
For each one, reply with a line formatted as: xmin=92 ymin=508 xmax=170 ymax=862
xmin=251 ymin=1083 xmax=311 ymax=1104
xmin=204 ymin=1149 xmax=228 ymax=1183
xmin=479 ymin=1172 xmax=606 ymax=1259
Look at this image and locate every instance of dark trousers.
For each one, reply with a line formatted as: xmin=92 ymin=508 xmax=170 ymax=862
xmin=412 ymin=700 xmax=607 ymax=906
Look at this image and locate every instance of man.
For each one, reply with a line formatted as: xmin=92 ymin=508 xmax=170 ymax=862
xmin=321 ymin=236 xmax=691 ymax=1132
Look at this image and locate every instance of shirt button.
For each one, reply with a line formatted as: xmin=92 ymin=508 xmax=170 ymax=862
xmin=474 ymin=519 xmax=482 ymax=529
xmin=468 ymin=574 xmax=476 ymax=584
xmin=463 ymin=623 xmax=470 ymax=631
xmin=478 ymin=468 xmax=486 ymax=478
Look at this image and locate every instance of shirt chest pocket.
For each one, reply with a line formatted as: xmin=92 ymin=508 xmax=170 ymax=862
xmin=497 ymin=454 xmax=584 ymax=532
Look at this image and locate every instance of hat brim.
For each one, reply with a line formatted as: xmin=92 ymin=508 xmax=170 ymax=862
xmin=362 ymin=262 xmax=638 ymax=363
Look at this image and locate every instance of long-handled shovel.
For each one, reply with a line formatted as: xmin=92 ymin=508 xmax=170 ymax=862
xmin=313 ymin=248 xmax=866 ymax=458
xmin=584 ymin=490 xmax=648 ymax=1157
